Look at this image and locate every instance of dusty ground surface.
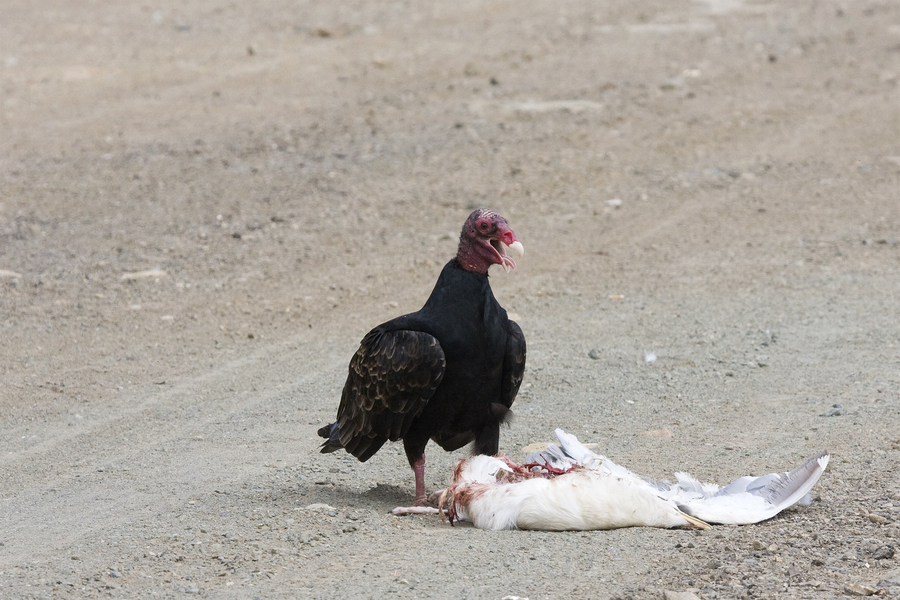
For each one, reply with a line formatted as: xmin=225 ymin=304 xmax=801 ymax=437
xmin=2 ymin=0 xmax=900 ymax=598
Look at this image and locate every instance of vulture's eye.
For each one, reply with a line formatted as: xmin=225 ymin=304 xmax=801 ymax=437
xmin=479 ymin=221 xmax=489 ymax=231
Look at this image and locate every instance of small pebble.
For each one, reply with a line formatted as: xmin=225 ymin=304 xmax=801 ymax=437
xmin=825 ymin=404 xmax=845 ymax=416
xmin=844 ymin=583 xmax=878 ymax=596
xmin=121 ymin=269 xmax=166 ymax=281
xmin=664 ymin=591 xmax=701 ymax=600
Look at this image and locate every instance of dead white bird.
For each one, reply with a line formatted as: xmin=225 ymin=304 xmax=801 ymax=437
xmin=415 ymin=429 xmax=829 ymax=531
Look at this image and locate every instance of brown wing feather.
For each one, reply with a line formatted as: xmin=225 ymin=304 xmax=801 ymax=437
xmin=501 ymin=319 xmax=526 ymax=411
xmin=334 ymin=328 xmax=445 ymax=460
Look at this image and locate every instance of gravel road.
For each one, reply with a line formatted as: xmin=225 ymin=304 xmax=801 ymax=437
xmin=2 ymin=0 xmax=899 ymax=598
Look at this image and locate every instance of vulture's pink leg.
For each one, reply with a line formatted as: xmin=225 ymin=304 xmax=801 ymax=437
xmin=412 ymin=454 xmax=428 ymax=506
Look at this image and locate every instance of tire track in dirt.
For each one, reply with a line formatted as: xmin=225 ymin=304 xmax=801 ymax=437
xmin=0 ymin=333 xmax=344 ymax=564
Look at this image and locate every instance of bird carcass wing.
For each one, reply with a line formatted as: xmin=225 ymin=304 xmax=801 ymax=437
xmin=671 ymin=451 xmax=830 ymax=525
xmin=335 ymin=328 xmax=445 ymax=459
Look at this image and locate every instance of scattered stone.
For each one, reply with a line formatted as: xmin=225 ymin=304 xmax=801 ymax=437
xmin=873 ymin=546 xmax=895 ymax=560
xmin=0 ymin=269 xmax=23 ymax=278
xmin=664 ymin=591 xmax=701 ymax=600
xmin=824 ymin=404 xmax=846 ymax=416
xmin=505 ymin=99 xmax=604 ymax=114
xmin=645 ymin=352 xmax=657 ymax=363
xmin=121 ymin=269 xmax=166 ymax=281
xmin=843 ymin=583 xmax=878 ymax=596
xmin=180 ymin=582 xmax=200 ymax=595
xmin=303 ymin=503 xmax=336 ymax=512
xmin=869 ymin=514 xmax=887 ymax=524
xmin=588 ymin=349 xmax=602 ymax=359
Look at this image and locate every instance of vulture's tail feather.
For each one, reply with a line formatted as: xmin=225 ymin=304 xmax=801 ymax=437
xmin=317 ymin=422 xmax=343 ymax=453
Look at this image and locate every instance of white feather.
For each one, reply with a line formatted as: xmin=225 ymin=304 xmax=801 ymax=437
xmin=665 ymin=453 xmax=830 ymax=524
xmin=442 ymin=429 xmax=828 ymax=531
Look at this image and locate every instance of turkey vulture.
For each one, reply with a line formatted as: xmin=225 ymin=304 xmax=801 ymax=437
xmin=414 ymin=429 xmax=829 ymax=530
xmin=318 ymin=209 xmax=526 ymax=506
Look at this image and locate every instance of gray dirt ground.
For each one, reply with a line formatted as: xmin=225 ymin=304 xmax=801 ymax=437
xmin=2 ymin=0 xmax=900 ymax=598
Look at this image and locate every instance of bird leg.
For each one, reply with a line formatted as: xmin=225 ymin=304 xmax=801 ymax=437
xmin=391 ymin=505 xmax=439 ymax=516
xmin=391 ymin=489 xmax=446 ymax=517
xmin=412 ymin=454 xmax=429 ymax=506
xmin=391 ymin=455 xmax=439 ymax=516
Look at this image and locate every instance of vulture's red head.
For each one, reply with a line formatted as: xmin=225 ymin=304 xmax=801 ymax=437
xmin=456 ymin=209 xmax=524 ymax=275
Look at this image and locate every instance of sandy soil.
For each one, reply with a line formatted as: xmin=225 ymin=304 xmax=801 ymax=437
xmin=2 ymin=0 xmax=899 ymax=598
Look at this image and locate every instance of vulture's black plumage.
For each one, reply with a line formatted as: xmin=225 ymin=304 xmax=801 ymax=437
xmin=318 ymin=209 xmax=526 ymax=506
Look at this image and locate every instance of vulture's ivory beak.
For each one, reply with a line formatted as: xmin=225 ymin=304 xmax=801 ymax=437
xmin=500 ymin=241 xmax=525 ymax=273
